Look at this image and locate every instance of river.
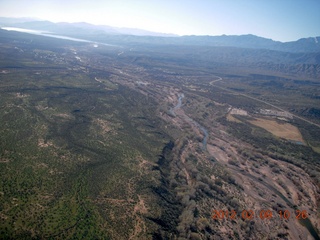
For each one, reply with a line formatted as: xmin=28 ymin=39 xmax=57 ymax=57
xmin=171 ymin=93 xmax=319 ymax=239
xmin=171 ymin=93 xmax=208 ymax=151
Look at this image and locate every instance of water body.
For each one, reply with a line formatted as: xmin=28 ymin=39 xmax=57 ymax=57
xmin=169 ymin=93 xmax=184 ymax=117
xmin=246 ymin=171 xmax=319 ymax=239
xmin=299 ymin=217 xmax=320 ymax=240
xmin=171 ymin=93 xmax=208 ymax=151
xmin=186 ymin=117 xmax=208 ymax=151
xmin=199 ymin=125 xmax=209 ymax=151
xmin=289 ymin=140 xmax=304 ymax=145
xmin=174 ymin=93 xmax=184 ymax=110
xmin=1 ymin=27 xmax=116 ymax=47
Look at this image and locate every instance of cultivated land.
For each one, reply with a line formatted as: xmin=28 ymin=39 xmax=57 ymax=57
xmin=0 ymin=29 xmax=320 ymax=239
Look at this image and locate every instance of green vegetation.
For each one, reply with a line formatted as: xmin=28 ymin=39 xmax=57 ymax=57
xmin=0 ymin=35 xmax=171 ymax=238
xmin=0 ymin=29 xmax=319 ymax=239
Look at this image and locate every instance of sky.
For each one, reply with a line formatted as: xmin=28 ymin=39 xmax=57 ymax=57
xmin=0 ymin=0 xmax=319 ymax=42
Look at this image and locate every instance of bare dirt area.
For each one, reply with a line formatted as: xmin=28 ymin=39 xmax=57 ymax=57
xmin=226 ymin=112 xmax=242 ymax=123
xmin=130 ymin=195 xmax=148 ymax=240
xmin=207 ymin=138 xmax=317 ymax=239
xmin=93 ymin=118 xmax=112 ymax=134
xmin=127 ymin=73 xmax=319 ymax=239
xmin=75 ymin=56 xmax=319 ymax=239
xmin=0 ymin=158 xmax=10 ymax=163
xmin=249 ymin=117 xmax=305 ymax=143
xmin=38 ymin=138 xmax=54 ymax=148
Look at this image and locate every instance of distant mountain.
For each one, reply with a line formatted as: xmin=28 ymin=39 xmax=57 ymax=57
xmin=0 ymin=17 xmax=319 ymax=53
xmin=1 ymin=26 xmax=319 ymax=78
xmin=0 ymin=17 xmax=177 ymax=37
xmin=0 ymin=17 xmax=41 ymax=24
xmin=179 ymin=35 xmax=320 ymax=53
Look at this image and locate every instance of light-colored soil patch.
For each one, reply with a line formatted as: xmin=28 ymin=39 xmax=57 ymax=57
xmin=310 ymin=145 xmax=320 ymax=154
xmin=37 ymin=163 xmax=48 ymax=168
xmin=36 ymin=105 xmax=49 ymax=111
xmin=137 ymin=158 xmax=157 ymax=175
xmin=0 ymin=158 xmax=10 ymax=163
xmin=15 ymin=92 xmax=29 ymax=98
xmin=226 ymin=113 xmax=241 ymax=123
xmin=38 ymin=139 xmax=54 ymax=148
xmin=55 ymin=113 xmax=73 ymax=119
xmin=230 ymin=108 xmax=248 ymax=116
xmin=207 ymin=144 xmax=229 ymax=164
xmin=133 ymin=195 xmax=148 ymax=214
xmin=94 ymin=118 xmax=112 ymax=133
xmin=249 ymin=118 xmax=305 ymax=143
xmin=0 ymin=212 xmax=8 ymax=220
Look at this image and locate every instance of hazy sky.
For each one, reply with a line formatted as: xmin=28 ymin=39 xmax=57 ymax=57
xmin=0 ymin=0 xmax=319 ymax=42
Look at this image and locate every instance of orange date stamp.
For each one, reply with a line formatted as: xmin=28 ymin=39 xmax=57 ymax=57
xmin=212 ymin=209 xmax=308 ymax=220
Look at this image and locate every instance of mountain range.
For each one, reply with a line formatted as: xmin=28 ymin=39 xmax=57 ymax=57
xmin=0 ymin=17 xmax=319 ymax=53
xmin=0 ymin=17 xmax=177 ymax=37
